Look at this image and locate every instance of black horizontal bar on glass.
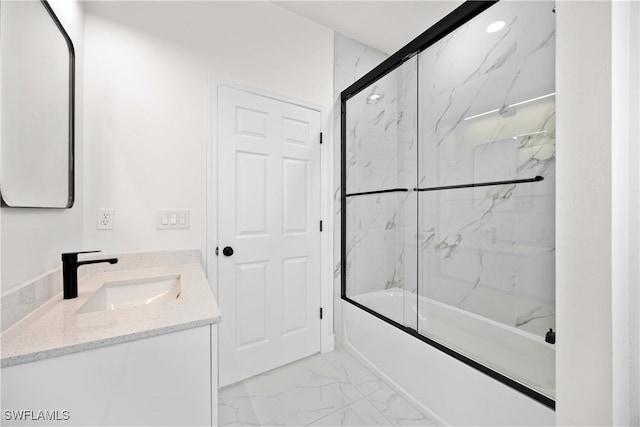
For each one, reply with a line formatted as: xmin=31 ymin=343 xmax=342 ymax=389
xmin=415 ymin=175 xmax=544 ymax=192
xmin=345 ymin=188 xmax=409 ymax=197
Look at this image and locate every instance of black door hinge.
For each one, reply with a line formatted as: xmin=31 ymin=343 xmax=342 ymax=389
xmin=320 ymin=220 xmax=323 ymax=232
xmin=320 ymin=132 xmax=323 ymax=144
xmin=320 ymin=307 xmax=323 ymax=319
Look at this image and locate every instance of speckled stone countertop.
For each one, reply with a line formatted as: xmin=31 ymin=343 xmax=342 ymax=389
xmin=1 ymin=263 xmax=221 ymax=368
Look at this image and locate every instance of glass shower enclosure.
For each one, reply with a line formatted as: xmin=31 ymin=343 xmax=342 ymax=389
xmin=341 ymin=0 xmax=556 ymax=407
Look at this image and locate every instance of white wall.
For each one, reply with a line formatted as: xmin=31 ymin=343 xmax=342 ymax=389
xmin=612 ymin=1 xmax=640 ymax=424
xmin=557 ymin=1 xmax=640 ymax=424
xmin=631 ymin=4 xmax=640 ymax=423
xmin=1 ymin=0 xmax=84 ymax=292
xmin=556 ymin=2 xmax=612 ymax=423
xmin=83 ymin=2 xmax=333 ymax=260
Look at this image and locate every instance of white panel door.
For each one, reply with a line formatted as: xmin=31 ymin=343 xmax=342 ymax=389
xmin=218 ymin=86 xmax=322 ymax=386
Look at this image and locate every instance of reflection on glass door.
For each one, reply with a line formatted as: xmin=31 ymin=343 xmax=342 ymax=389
xmin=417 ymin=1 xmax=555 ymax=398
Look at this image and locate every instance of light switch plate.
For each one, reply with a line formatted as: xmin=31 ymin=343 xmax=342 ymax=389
xmin=157 ymin=209 xmax=189 ymax=230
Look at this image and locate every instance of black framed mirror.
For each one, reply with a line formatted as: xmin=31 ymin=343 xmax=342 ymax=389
xmin=0 ymin=0 xmax=75 ymax=208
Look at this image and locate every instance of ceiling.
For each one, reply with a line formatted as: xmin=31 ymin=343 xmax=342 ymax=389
xmin=84 ymin=1 xmax=465 ymax=61
xmin=274 ymin=1 xmax=463 ymax=54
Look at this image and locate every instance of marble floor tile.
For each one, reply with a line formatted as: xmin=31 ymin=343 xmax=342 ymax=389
xmin=219 ymin=354 xmax=363 ymax=426
xmin=366 ymin=384 xmax=436 ymax=427
xmin=322 ymin=349 xmax=386 ymax=397
xmin=218 ymin=350 xmax=437 ymax=427
xmin=306 ymin=397 xmax=391 ymax=427
xmin=218 ymin=382 xmax=261 ymax=426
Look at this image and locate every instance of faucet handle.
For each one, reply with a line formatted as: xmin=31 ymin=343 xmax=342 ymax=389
xmin=61 ymin=250 xmax=101 ymax=261
xmin=62 ymin=250 xmax=101 ymax=256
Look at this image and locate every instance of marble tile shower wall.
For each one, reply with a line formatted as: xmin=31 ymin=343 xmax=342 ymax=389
xmin=345 ymin=57 xmax=417 ymax=195
xmin=417 ymin=1 xmax=556 ymax=336
xmin=339 ymin=2 xmax=555 ymax=340
xmin=333 ymin=33 xmax=387 ymax=345
xmin=345 ymin=59 xmax=417 ymax=298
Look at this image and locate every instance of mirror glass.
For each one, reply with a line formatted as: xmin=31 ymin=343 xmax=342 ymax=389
xmin=0 ymin=0 xmax=75 ymax=208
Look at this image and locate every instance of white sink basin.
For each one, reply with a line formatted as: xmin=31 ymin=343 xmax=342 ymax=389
xmin=77 ymin=274 xmax=181 ymax=314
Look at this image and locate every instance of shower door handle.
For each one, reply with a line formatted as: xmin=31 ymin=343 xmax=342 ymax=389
xmin=222 ymin=246 xmax=234 ymax=257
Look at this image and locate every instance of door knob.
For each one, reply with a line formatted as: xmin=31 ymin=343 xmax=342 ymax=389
xmin=222 ymin=246 xmax=234 ymax=257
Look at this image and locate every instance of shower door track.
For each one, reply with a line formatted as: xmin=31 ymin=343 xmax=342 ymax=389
xmin=340 ymin=0 xmax=556 ymax=411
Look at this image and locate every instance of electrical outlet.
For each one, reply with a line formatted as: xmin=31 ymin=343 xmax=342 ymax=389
xmin=97 ymin=208 xmax=115 ymax=230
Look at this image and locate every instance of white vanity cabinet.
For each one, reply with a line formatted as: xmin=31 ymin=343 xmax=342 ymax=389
xmin=1 ymin=324 xmax=218 ymax=426
xmin=1 ymin=260 xmax=221 ymax=426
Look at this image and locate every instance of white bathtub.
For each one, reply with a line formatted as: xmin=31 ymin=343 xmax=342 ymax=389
xmin=344 ymin=288 xmax=556 ymax=426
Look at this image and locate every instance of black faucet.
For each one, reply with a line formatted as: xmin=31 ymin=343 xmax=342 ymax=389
xmin=62 ymin=250 xmax=118 ymax=299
